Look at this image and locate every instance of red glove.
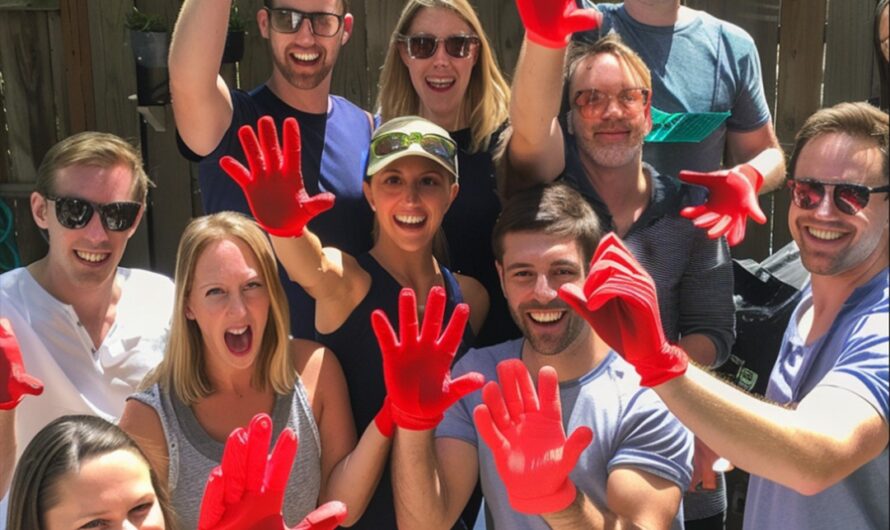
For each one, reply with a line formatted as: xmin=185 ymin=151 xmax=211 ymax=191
xmin=474 ymin=359 xmax=593 ymax=514
xmin=1 ymin=318 xmax=44 ymax=410
xmin=515 ymin=0 xmax=602 ymax=48
xmin=371 ymin=286 xmax=484 ymax=430
xmin=679 ymin=164 xmax=766 ymax=247
xmin=220 ymin=116 xmax=335 ymax=238
xmin=198 ymin=413 xmax=347 ymax=530
xmin=558 ymin=233 xmax=688 ymax=387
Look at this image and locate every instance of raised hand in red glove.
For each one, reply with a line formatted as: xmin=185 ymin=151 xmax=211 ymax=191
xmin=474 ymin=359 xmax=593 ymax=514
xmin=515 ymin=0 xmax=602 ymax=48
xmin=679 ymin=164 xmax=766 ymax=247
xmin=1 ymin=318 xmax=44 ymax=410
xmin=198 ymin=413 xmax=347 ymax=530
xmin=558 ymin=233 xmax=688 ymax=387
xmin=371 ymin=286 xmax=484 ymax=431
xmin=220 ymin=116 xmax=335 ymax=238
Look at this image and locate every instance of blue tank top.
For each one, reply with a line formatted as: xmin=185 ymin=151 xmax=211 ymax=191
xmin=185 ymin=86 xmax=374 ymax=339
xmin=316 ymin=253 xmax=474 ymax=530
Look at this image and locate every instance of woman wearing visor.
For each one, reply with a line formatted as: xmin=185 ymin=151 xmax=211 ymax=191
xmin=219 ymin=114 xmax=488 ymax=529
xmin=377 ymin=0 xmax=516 ymax=347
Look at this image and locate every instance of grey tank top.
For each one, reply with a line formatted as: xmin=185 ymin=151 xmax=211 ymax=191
xmin=130 ymin=382 xmax=321 ymax=529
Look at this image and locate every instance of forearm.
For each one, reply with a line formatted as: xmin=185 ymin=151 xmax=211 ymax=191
xmin=678 ymin=333 xmax=717 ymax=368
xmin=322 ymin=424 xmax=391 ymax=526
xmin=391 ymin=430 xmax=456 ymax=530
xmin=541 ymin=490 xmax=646 ymax=530
xmin=270 ymin=230 xmax=335 ymax=296
xmin=169 ymin=0 xmax=230 ymax=91
xmin=0 ymin=409 xmax=16 ymax=498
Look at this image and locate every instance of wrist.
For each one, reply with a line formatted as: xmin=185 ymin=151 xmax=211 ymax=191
xmin=634 ymin=344 xmax=689 ymax=387
xmin=509 ymin=479 xmax=578 ymax=515
xmin=736 ymin=164 xmax=764 ymax=193
xmin=525 ymin=31 xmax=570 ymax=50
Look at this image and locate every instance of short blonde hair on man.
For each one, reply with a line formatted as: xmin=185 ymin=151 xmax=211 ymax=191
xmin=376 ymin=0 xmax=510 ymax=153
xmin=142 ymin=212 xmax=294 ymax=404
xmin=35 ymin=131 xmax=153 ymax=203
xmin=565 ymin=33 xmax=652 ymax=94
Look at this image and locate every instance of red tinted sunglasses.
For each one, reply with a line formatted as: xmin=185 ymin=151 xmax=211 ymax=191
xmin=787 ymin=178 xmax=890 ymax=215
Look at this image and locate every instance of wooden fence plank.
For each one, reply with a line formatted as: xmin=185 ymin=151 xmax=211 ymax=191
xmin=87 ymin=0 xmax=139 ymax=140
xmin=363 ymin=0 xmax=405 ymax=110
xmin=60 ymin=0 xmax=95 ymax=133
xmin=824 ymin=0 xmax=874 ymax=106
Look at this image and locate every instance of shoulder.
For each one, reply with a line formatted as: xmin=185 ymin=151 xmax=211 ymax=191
xmin=291 ymin=338 xmax=346 ymax=398
xmin=0 ymin=268 xmax=27 ymax=302
xmin=120 ymin=393 xmax=166 ymax=444
xmin=455 ymin=273 xmax=488 ymax=307
xmin=453 ymin=339 xmax=523 ymax=380
xmin=118 ymin=268 xmax=175 ymax=293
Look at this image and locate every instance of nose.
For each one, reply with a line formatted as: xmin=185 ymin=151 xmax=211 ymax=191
xmin=82 ymin=210 xmax=110 ymax=243
xmin=432 ymin=39 xmax=450 ymax=66
xmin=812 ymin=188 xmax=838 ymax=218
xmin=599 ymin=95 xmax=624 ymax=120
xmin=532 ymin=274 xmax=557 ymax=303
xmin=293 ymin=16 xmax=315 ymax=43
xmin=404 ymin=182 xmax=422 ymax=204
xmin=227 ymin=292 xmax=249 ymax=318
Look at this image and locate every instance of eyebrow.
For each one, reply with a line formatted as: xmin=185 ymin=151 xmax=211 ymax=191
xmin=503 ymin=259 xmax=580 ymax=272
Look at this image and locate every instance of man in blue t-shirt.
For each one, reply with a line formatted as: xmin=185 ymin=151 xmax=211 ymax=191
xmin=391 ymin=183 xmax=693 ymax=529
xmin=169 ymin=0 xmax=373 ymax=339
xmin=569 ymin=102 xmax=889 ymax=530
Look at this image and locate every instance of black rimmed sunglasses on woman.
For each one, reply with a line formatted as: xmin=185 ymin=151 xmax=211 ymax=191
xmin=398 ymin=34 xmax=480 ymax=59
xmin=787 ymin=178 xmax=890 ymax=215
xmin=45 ymin=195 xmax=142 ymax=232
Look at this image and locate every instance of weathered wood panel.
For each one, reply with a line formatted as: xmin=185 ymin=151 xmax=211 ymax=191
xmin=87 ymin=0 xmax=139 ymax=140
xmin=60 ymin=0 xmax=95 ymax=133
xmin=362 ymin=0 xmax=405 ymax=110
xmin=824 ymin=0 xmax=875 ymax=106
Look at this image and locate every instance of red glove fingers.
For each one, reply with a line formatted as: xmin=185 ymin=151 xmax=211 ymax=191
xmin=0 ymin=318 xmax=44 ymax=410
xmin=220 ymin=116 xmax=335 ymax=238
xmin=294 ymin=501 xmax=348 ymax=530
xmin=372 ymin=287 xmax=484 ymax=430
xmin=516 ymin=0 xmax=602 ymax=48
xmin=679 ymin=164 xmax=766 ymax=247
xmin=474 ymin=360 xmax=593 ymax=514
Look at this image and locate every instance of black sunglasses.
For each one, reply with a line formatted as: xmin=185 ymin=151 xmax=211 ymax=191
xmin=787 ymin=178 xmax=890 ymax=215
xmin=264 ymin=7 xmax=343 ymax=37
xmin=46 ymin=195 xmax=142 ymax=231
xmin=398 ymin=33 xmax=480 ymax=59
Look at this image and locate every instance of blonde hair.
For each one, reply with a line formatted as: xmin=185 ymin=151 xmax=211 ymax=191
xmin=376 ymin=0 xmax=510 ymax=153
xmin=566 ymin=33 xmax=652 ymax=92
xmin=142 ymin=212 xmax=294 ymax=404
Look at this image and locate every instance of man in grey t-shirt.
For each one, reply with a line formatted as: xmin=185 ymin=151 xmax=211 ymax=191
xmin=391 ymin=183 xmax=693 ymax=529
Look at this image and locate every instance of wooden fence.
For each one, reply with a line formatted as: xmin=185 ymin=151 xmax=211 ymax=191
xmin=0 ymin=0 xmax=884 ymax=276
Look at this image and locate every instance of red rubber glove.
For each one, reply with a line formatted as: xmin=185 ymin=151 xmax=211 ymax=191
xmin=371 ymin=286 xmax=484 ymax=430
xmin=558 ymin=233 xmax=688 ymax=387
xmin=679 ymin=164 xmax=766 ymax=247
xmin=220 ymin=116 xmax=335 ymax=238
xmin=515 ymin=0 xmax=602 ymax=48
xmin=473 ymin=359 xmax=593 ymax=514
xmin=1 ymin=318 xmax=44 ymax=410
xmin=198 ymin=413 xmax=347 ymax=530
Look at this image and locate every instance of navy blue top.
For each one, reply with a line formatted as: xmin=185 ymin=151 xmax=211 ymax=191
xmin=315 ymin=253 xmax=474 ymax=530
xmin=183 ymin=86 xmax=374 ymax=339
xmin=443 ymin=126 xmax=520 ymax=347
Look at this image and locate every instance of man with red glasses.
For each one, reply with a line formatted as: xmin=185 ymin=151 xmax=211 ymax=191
xmin=0 ymin=133 xmax=174 ymax=509
xmin=563 ymin=101 xmax=888 ymax=530
xmin=169 ymin=0 xmax=373 ymax=340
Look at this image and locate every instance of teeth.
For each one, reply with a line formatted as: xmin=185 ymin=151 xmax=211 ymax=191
xmin=227 ymin=326 xmax=248 ymax=335
xmin=808 ymin=227 xmax=843 ymax=241
xmin=76 ymin=251 xmax=107 ymax=263
xmin=427 ymin=77 xmax=454 ymax=87
xmin=395 ymin=214 xmax=426 ymax=225
xmin=290 ymin=52 xmax=319 ymax=61
xmin=528 ymin=311 xmax=564 ymax=323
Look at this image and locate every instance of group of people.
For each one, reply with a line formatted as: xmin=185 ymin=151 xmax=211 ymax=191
xmin=0 ymin=0 xmax=887 ymax=529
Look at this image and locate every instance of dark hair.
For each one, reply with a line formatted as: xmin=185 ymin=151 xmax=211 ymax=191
xmin=789 ymin=102 xmax=889 ymax=184
xmin=7 ymin=415 xmax=177 ymax=530
xmin=875 ymin=0 xmax=889 ymax=111
xmin=492 ymin=183 xmax=603 ymax=266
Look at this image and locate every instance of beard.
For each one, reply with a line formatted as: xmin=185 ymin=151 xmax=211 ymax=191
xmin=509 ymin=301 xmax=586 ymax=356
xmin=575 ymin=118 xmax=648 ymax=168
xmin=270 ymin=44 xmax=336 ymax=90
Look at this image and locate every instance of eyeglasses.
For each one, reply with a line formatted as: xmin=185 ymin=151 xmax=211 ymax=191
xmin=398 ymin=34 xmax=480 ymax=59
xmin=787 ymin=178 xmax=890 ymax=215
xmin=264 ymin=7 xmax=344 ymax=37
xmin=45 ymin=195 xmax=142 ymax=231
xmin=370 ymin=131 xmax=458 ymax=173
xmin=573 ymin=87 xmax=651 ymax=119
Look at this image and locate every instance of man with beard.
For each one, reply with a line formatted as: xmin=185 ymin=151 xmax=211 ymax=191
xmin=169 ymin=0 xmax=373 ymax=339
xmin=391 ymin=183 xmax=693 ymax=529
xmin=563 ymin=102 xmax=889 ymax=530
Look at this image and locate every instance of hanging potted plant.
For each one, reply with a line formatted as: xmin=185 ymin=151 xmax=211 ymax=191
xmin=222 ymin=1 xmax=247 ymax=64
xmin=126 ymin=6 xmax=170 ymax=105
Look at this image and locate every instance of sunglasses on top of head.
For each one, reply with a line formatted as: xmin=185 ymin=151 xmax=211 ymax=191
xmin=264 ymin=7 xmax=344 ymax=37
xmin=370 ymin=131 xmax=458 ymax=173
xmin=786 ymin=178 xmax=890 ymax=215
xmin=45 ymin=195 xmax=142 ymax=232
xmin=398 ymin=33 xmax=480 ymax=59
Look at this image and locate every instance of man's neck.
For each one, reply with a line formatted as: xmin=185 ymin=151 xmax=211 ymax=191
xmin=623 ymin=0 xmax=683 ymax=26
xmin=579 ymin=154 xmax=650 ymax=234
xmin=266 ymin=73 xmax=332 ymax=115
xmin=521 ymin=327 xmax=612 ymax=382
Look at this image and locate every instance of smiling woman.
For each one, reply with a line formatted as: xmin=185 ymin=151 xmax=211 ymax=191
xmin=6 ymin=415 xmax=175 ymax=530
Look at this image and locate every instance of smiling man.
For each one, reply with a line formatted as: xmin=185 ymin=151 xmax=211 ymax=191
xmin=391 ymin=183 xmax=693 ymax=529
xmin=0 ymin=132 xmax=174 ymax=504
xmin=169 ymin=0 xmax=373 ymax=339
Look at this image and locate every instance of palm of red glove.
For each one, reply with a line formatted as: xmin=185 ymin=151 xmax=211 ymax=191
xmin=558 ymin=233 xmax=688 ymax=387
xmin=515 ymin=0 xmax=602 ymax=48
xmin=220 ymin=116 xmax=335 ymax=238
xmin=679 ymin=164 xmax=766 ymax=247
xmin=1 ymin=318 xmax=44 ymax=410
xmin=474 ymin=359 xmax=592 ymax=514
xmin=198 ymin=413 xmax=347 ymax=530
xmin=371 ymin=286 xmax=484 ymax=430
